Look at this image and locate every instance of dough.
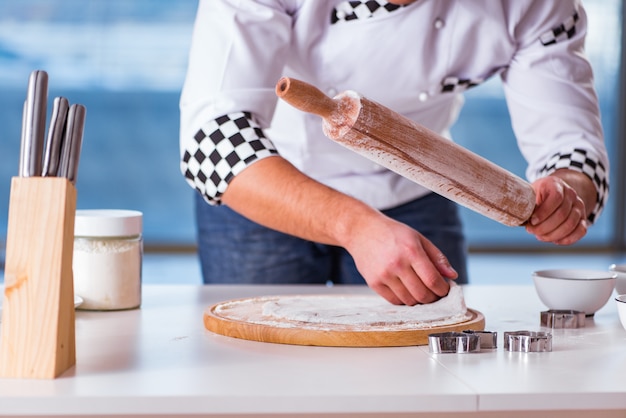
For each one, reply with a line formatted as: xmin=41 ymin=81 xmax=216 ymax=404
xmin=213 ymin=283 xmax=471 ymax=331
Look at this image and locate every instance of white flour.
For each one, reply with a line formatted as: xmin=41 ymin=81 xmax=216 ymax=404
xmin=321 ymin=90 xmax=361 ymax=140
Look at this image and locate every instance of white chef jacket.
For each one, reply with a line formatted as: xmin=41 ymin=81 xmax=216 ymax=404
xmin=180 ymin=0 xmax=609 ymax=222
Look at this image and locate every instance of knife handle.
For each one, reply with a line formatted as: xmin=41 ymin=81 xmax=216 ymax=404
xmin=20 ymin=70 xmax=48 ymax=177
xmin=18 ymin=100 xmax=27 ymax=176
xmin=58 ymin=104 xmax=86 ymax=184
xmin=43 ymin=97 xmax=69 ymax=177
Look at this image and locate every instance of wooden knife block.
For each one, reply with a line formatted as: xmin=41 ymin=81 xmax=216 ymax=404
xmin=0 ymin=177 xmax=77 ymax=379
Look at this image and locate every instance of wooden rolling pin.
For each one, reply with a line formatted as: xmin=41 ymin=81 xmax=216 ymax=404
xmin=275 ymin=77 xmax=536 ymax=226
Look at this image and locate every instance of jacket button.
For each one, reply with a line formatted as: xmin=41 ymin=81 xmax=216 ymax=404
xmin=418 ymin=92 xmax=429 ymax=102
xmin=434 ymin=18 xmax=445 ymax=29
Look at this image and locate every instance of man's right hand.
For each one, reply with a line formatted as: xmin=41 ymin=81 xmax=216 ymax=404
xmin=342 ymin=211 xmax=457 ymax=305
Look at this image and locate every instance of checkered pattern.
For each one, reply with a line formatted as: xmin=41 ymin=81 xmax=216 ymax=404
xmin=181 ymin=112 xmax=278 ymax=205
xmin=540 ymin=11 xmax=579 ymax=46
xmin=537 ymin=148 xmax=608 ymax=224
xmin=441 ymin=76 xmax=484 ymax=93
xmin=331 ymin=0 xmax=405 ymax=24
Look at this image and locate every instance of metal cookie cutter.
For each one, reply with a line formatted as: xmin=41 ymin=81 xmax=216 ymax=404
xmin=428 ymin=332 xmax=480 ymax=354
xmin=504 ymin=331 xmax=552 ymax=352
xmin=462 ymin=330 xmax=497 ymax=349
xmin=540 ymin=310 xmax=585 ymax=329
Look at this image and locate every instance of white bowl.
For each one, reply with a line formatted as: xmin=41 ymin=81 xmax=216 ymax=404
xmin=616 ymin=295 xmax=626 ymax=332
xmin=532 ymin=269 xmax=617 ymax=316
xmin=609 ymin=264 xmax=626 ymax=295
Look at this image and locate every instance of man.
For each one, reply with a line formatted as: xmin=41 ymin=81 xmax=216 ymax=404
xmin=180 ymin=0 xmax=609 ymax=305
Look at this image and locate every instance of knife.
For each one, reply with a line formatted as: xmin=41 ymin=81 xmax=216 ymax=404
xmin=19 ymin=70 xmax=49 ymax=177
xmin=58 ymin=104 xmax=86 ymax=184
xmin=42 ymin=96 xmax=69 ymax=177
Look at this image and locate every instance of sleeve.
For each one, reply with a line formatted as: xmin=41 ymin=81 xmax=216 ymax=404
xmin=179 ymin=0 xmax=295 ymax=205
xmin=501 ymin=0 xmax=609 ymax=223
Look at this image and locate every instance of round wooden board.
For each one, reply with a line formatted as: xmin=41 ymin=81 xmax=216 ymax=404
xmin=204 ymin=295 xmax=485 ymax=347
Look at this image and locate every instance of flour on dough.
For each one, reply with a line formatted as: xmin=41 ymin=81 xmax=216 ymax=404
xmin=263 ymin=283 xmax=470 ymax=330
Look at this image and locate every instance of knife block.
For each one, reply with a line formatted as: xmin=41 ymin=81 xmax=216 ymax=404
xmin=0 ymin=177 xmax=77 ymax=379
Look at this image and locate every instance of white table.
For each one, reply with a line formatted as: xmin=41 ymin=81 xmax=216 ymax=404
xmin=0 ymin=284 xmax=624 ymax=418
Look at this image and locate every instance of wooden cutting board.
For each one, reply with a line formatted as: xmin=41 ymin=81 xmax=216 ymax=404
xmin=204 ymin=295 xmax=485 ymax=347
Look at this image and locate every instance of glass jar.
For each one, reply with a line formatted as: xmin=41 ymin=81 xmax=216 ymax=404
xmin=73 ymin=209 xmax=143 ymax=310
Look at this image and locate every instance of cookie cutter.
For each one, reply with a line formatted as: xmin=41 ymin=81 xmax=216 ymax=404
xmin=462 ymin=330 xmax=497 ymax=349
xmin=428 ymin=332 xmax=480 ymax=354
xmin=540 ymin=310 xmax=585 ymax=329
xmin=504 ymin=331 xmax=552 ymax=352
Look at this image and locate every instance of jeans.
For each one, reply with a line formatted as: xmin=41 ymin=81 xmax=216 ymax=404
xmin=195 ymin=192 xmax=468 ymax=285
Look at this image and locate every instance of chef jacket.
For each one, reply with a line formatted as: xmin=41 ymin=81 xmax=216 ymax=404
xmin=180 ymin=0 xmax=609 ymax=223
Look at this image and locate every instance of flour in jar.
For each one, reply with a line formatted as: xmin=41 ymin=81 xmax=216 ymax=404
xmin=256 ymin=283 xmax=471 ymax=330
xmin=73 ymin=237 xmax=142 ymax=310
xmin=73 ymin=209 xmax=143 ymax=311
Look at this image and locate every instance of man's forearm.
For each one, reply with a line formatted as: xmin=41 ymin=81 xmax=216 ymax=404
xmin=221 ymin=155 xmax=381 ymax=248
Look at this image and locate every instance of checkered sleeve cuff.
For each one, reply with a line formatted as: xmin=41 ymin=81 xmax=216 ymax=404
xmin=181 ymin=112 xmax=279 ymax=205
xmin=537 ymin=148 xmax=608 ymax=224
xmin=539 ymin=11 xmax=579 ymax=46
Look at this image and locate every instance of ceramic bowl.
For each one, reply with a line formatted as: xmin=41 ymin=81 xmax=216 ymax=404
xmin=609 ymin=264 xmax=626 ymax=295
xmin=532 ymin=269 xmax=617 ymax=316
xmin=616 ymin=295 xmax=626 ymax=332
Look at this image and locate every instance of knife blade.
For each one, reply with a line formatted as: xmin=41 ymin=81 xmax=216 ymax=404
xmin=42 ymin=97 xmax=69 ymax=177
xmin=58 ymin=104 xmax=86 ymax=184
xmin=19 ymin=70 xmax=49 ymax=177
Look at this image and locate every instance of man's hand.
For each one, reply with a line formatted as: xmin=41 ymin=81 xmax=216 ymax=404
xmin=527 ymin=170 xmax=595 ymax=245
xmin=344 ymin=214 xmax=457 ymax=306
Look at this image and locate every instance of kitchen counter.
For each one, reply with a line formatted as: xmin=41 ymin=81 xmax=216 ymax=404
xmin=0 ymin=283 xmax=625 ymax=418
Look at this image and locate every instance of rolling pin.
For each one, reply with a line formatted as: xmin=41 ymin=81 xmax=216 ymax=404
xmin=275 ymin=77 xmax=536 ymax=226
